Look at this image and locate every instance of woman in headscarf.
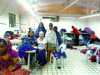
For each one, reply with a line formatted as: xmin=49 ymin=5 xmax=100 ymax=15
xmin=4 ymin=31 xmax=13 ymax=49
xmin=0 ymin=38 xmax=30 ymax=75
xmin=37 ymin=31 xmax=47 ymax=66
xmin=4 ymin=31 xmax=14 ymax=40
xmin=71 ymin=26 xmax=80 ymax=45
xmin=35 ymin=22 xmax=46 ymax=38
xmin=83 ymin=27 xmax=96 ymax=45
xmin=0 ymin=38 xmax=19 ymax=73
xmin=18 ymin=31 xmax=37 ymax=64
xmin=60 ymin=28 xmax=67 ymax=37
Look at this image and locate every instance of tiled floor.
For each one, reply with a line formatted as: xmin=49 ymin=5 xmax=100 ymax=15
xmin=30 ymin=48 xmax=100 ymax=75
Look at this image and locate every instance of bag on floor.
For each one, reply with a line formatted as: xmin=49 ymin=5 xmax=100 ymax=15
xmin=86 ymin=49 xmax=94 ymax=56
xmin=89 ymin=55 xmax=96 ymax=62
xmin=96 ymin=55 xmax=100 ymax=64
xmin=80 ymin=49 xmax=88 ymax=54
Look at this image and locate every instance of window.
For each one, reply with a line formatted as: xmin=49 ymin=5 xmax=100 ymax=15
xmin=9 ymin=13 xmax=16 ymax=27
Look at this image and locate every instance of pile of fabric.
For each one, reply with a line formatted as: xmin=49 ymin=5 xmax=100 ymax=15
xmin=80 ymin=44 xmax=100 ymax=63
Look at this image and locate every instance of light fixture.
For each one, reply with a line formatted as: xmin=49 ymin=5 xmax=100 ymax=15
xmin=63 ymin=0 xmax=80 ymax=10
xmin=79 ymin=13 xmax=100 ymax=19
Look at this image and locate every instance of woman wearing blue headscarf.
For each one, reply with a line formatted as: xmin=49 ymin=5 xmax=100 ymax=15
xmin=35 ymin=22 xmax=46 ymax=38
xmin=18 ymin=31 xmax=37 ymax=64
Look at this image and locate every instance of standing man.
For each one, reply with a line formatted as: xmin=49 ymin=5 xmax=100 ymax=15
xmin=45 ymin=23 xmax=57 ymax=62
xmin=53 ymin=26 xmax=62 ymax=47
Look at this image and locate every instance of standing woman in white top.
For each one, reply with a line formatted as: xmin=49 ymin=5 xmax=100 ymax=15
xmin=37 ymin=31 xmax=47 ymax=66
xmin=45 ymin=23 xmax=57 ymax=62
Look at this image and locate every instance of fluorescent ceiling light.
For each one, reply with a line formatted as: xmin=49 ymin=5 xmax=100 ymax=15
xmin=79 ymin=13 xmax=100 ymax=19
xmin=63 ymin=0 xmax=80 ymax=9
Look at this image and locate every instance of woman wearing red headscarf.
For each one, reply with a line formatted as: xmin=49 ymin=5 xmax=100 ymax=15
xmin=72 ymin=26 xmax=80 ymax=45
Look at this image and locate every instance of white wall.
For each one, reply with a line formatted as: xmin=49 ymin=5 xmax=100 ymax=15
xmin=35 ymin=16 xmax=100 ymax=39
xmin=0 ymin=8 xmax=21 ymax=37
xmin=0 ymin=0 xmax=37 ymax=36
xmin=40 ymin=17 xmax=85 ymax=32
xmin=20 ymin=15 xmax=38 ymax=33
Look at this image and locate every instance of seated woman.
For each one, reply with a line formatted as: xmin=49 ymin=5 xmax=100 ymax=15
xmin=18 ymin=31 xmax=37 ymax=65
xmin=37 ymin=31 xmax=47 ymax=66
xmin=4 ymin=31 xmax=13 ymax=47
xmin=0 ymin=38 xmax=30 ymax=75
xmin=4 ymin=31 xmax=15 ymax=40
xmin=14 ymin=30 xmax=20 ymax=39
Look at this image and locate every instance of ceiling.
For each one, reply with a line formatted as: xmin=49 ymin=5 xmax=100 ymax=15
xmin=0 ymin=0 xmax=100 ymax=17
xmin=32 ymin=0 xmax=100 ymax=16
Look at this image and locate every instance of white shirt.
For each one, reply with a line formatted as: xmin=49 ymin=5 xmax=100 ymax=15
xmin=37 ymin=38 xmax=47 ymax=50
xmin=45 ymin=30 xmax=57 ymax=44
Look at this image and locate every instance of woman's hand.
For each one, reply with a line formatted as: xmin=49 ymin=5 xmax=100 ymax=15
xmin=8 ymin=65 xmax=15 ymax=71
xmin=13 ymin=58 xmax=19 ymax=64
xmin=2 ymin=54 xmax=10 ymax=61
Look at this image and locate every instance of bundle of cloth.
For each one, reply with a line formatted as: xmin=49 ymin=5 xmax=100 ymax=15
xmin=87 ymin=45 xmax=100 ymax=63
xmin=80 ymin=44 xmax=100 ymax=63
xmin=83 ymin=27 xmax=97 ymax=45
xmin=83 ymin=27 xmax=93 ymax=35
xmin=80 ymin=44 xmax=96 ymax=54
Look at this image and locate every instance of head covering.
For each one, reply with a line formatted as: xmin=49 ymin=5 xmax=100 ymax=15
xmin=0 ymin=38 xmax=7 ymax=46
xmin=0 ymin=38 xmax=18 ymax=57
xmin=39 ymin=31 xmax=44 ymax=37
xmin=60 ymin=29 xmax=66 ymax=33
xmin=53 ymin=26 xmax=58 ymax=32
xmin=0 ymin=38 xmax=21 ymax=70
xmin=4 ymin=31 xmax=10 ymax=38
xmin=84 ymin=27 xmax=93 ymax=35
xmin=4 ymin=31 xmax=14 ymax=40
xmin=35 ymin=22 xmax=46 ymax=38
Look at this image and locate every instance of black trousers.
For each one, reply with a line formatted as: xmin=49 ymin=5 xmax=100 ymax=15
xmin=74 ymin=35 xmax=79 ymax=45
